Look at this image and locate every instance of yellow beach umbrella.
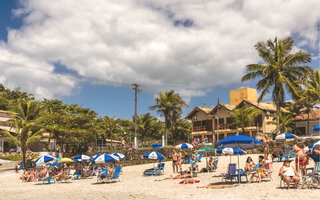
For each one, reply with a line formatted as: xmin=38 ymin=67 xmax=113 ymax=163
xmin=32 ymin=157 xmax=38 ymax=162
xmin=58 ymin=157 xmax=74 ymax=163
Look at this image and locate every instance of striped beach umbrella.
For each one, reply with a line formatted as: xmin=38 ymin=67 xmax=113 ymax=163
xmin=273 ymin=133 xmax=298 ymax=142
xmin=33 ymin=156 xmax=56 ymax=166
xmin=93 ymin=154 xmax=116 ymax=164
xmin=176 ymin=143 xmax=193 ymax=149
xmin=309 ymin=140 xmax=320 ymax=150
xmin=143 ymin=151 xmax=165 ymax=160
xmin=73 ymin=154 xmax=92 ymax=162
xmin=216 ymin=147 xmax=246 ymax=155
xmin=111 ymin=153 xmax=125 ymax=160
xmin=92 ymin=154 xmax=101 ymax=160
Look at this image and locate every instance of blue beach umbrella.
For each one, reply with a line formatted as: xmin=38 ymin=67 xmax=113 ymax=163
xmin=215 ymin=135 xmax=262 ymax=149
xmin=313 ymin=124 xmax=320 ymax=132
xmin=216 ymin=147 xmax=246 ymax=155
xmin=215 ymin=135 xmax=262 ymax=171
xmin=50 ymin=163 xmax=61 ymax=166
xmin=143 ymin=151 xmax=165 ymax=160
xmin=93 ymin=154 xmax=116 ymax=164
xmin=309 ymin=140 xmax=320 ymax=150
xmin=92 ymin=154 xmax=101 ymax=160
xmin=111 ymin=153 xmax=125 ymax=160
xmin=73 ymin=154 xmax=92 ymax=162
xmin=308 ymin=140 xmax=320 ymax=163
xmin=176 ymin=143 xmax=193 ymax=149
xmin=273 ymin=133 xmax=298 ymax=142
xmin=33 ymin=155 xmax=56 ymax=166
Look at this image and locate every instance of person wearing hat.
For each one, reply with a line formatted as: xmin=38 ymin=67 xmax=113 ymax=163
xmin=279 ymin=160 xmax=300 ymax=189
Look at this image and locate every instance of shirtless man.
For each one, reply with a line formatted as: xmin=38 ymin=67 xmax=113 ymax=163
xmin=293 ymin=143 xmax=308 ymax=176
xmin=177 ymin=150 xmax=183 ymax=173
xmin=262 ymin=135 xmax=270 ymax=160
xmin=172 ymin=150 xmax=178 ymax=173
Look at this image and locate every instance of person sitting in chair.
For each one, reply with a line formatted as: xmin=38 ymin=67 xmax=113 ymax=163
xmin=244 ymin=157 xmax=255 ymax=175
xmin=208 ymin=157 xmax=215 ymax=171
xmin=279 ymin=160 xmax=300 ymax=189
xmin=189 ymin=161 xmax=198 ymax=172
xmin=247 ymin=156 xmax=267 ymax=184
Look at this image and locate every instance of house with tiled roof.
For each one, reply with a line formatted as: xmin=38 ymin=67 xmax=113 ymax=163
xmin=294 ymin=110 xmax=320 ymax=137
xmin=186 ymin=88 xmax=277 ymax=144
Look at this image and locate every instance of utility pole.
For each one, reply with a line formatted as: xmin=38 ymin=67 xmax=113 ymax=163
xmin=132 ymin=83 xmax=141 ymax=148
xmin=217 ymin=97 xmax=220 ymax=142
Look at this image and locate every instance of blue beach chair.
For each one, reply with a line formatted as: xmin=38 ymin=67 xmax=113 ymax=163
xmin=222 ymin=163 xmax=238 ymax=183
xmin=109 ymin=167 xmax=121 ymax=182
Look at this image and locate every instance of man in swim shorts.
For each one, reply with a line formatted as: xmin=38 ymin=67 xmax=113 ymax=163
xmin=172 ymin=149 xmax=178 ymax=173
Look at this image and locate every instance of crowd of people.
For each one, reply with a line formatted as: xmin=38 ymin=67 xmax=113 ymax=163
xmin=18 ymin=162 xmax=120 ymax=183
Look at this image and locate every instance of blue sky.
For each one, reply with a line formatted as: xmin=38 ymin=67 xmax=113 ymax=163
xmin=0 ymin=0 xmax=318 ymax=119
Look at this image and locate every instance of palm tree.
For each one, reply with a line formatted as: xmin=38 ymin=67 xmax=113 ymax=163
xmin=242 ymin=37 xmax=312 ymax=135
xmin=136 ymin=113 xmax=158 ymax=141
xmin=103 ymin=116 xmax=121 ymax=149
xmin=0 ymin=99 xmax=44 ymax=167
xmin=228 ymin=106 xmax=262 ymax=135
xmin=296 ymin=69 xmax=320 ymax=135
xmin=149 ymin=90 xmax=187 ymax=145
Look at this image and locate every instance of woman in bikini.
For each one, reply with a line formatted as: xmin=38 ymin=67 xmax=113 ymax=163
xmin=247 ymin=156 xmax=267 ymax=184
xmin=244 ymin=157 xmax=256 ymax=175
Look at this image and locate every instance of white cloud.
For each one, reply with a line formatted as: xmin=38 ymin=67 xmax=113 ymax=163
xmin=0 ymin=0 xmax=318 ymax=99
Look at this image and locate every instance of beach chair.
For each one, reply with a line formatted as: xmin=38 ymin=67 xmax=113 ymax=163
xmin=288 ymin=146 xmax=295 ymax=159
xmin=197 ymin=153 xmax=203 ymax=162
xmin=43 ymin=177 xmax=56 ymax=184
xmin=277 ymin=146 xmax=288 ymax=162
xmin=222 ymin=163 xmax=238 ymax=183
xmin=143 ymin=163 xmax=165 ymax=176
xmin=108 ymin=167 xmax=121 ymax=182
xmin=236 ymin=169 xmax=248 ymax=183
xmin=263 ymin=162 xmax=273 ymax=181
xmin=97 ymin=168 xmax=108 ymax=182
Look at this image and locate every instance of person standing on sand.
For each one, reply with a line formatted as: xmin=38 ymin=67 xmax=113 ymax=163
xmin=172 ymin=149 xmax=178 ymax=173
xmin=262 ymin=135 xmax=270 ymax=160
xmin=293 ymin=143 xmax=308 ymax=176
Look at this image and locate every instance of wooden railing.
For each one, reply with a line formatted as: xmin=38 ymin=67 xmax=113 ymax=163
xmin=192 ymin=126 xmax=209 ymax=132
xmin=214 ymin=123 xmax=260 ymax=130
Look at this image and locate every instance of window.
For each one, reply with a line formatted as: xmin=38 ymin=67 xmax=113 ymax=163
xmin=296 ymin=127 xmax=306 ymax=136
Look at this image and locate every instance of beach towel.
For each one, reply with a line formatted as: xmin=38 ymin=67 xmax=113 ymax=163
xmin=197 ymin=185 xmax=235 ymax=189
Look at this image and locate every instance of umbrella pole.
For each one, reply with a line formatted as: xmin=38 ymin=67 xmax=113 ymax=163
xmin=237 ymin=147 xmax=240 ymax=170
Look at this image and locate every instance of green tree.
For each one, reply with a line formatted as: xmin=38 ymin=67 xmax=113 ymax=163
xmin=242 ymin=37 xmax=312 ymax=135
xmin=149 ymin=90 xmax=187 ymax=144
xmin=296 ymin=69 xmax=320 ymax=135
xmin=171 ymin=117 xmax=191 ymax=142
xmin=228 ymin=106 xmax=262 ymax=135
xmin=103 ymin=116 xmax=121 ymax=149
xmin=0 ymin=99 xmax=44 ymax=167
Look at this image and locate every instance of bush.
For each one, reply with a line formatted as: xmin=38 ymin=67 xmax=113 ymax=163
xmin=0 ymin=156 xmax=22 ymax=161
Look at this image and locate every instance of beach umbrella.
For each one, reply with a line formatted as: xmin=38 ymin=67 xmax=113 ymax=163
xmin=58 ymin=157 xmax=74 ymax=163
xmin=215 ymin=135 xmax=262 ymax=171
xmin=92 ymin=154 xmax=101 ymax=160
xmin=215 ymin=135 xmax=262 ymax=149
xmin=73 ymin=154 xmax=92 ymax=161
xmin=33 ymin=155 xmax=56 ymax=166
xmin=216 ymin=147 xmax=246 ymax=155
xmin=308 ymin=140 xmax=320 ymax=163
xmin=309 ymin=140 xmax=320 ymax=150
xmin=313 ymin=124 xmax=320 ymax=132
xmin=93 ymin=154 xmax=116 ymax=164
xmin=143 ymin=151 xmax=165 ymax=160
xmin=176 ymin=143 xmax=193 ymax=149
xmin=273 ymin=133 xmax=298 ymax=142
xmin=111 ymin=153 xmax=125 ymax=160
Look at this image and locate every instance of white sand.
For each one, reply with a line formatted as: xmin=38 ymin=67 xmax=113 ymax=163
xmin=0 ymin=154 xmax=319 ymax=200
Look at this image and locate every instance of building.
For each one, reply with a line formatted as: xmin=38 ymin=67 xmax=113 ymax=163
xmin=186 ymin=88 xmax=277 ymax=144
xmin=0 ymin=110 xmax=52 ymax=153
xmin=294 ymin=110 xmax=320 ymax=137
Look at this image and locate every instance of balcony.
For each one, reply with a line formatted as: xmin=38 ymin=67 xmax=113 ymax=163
xmin=214 ymin=122 xmax=261 ymax=130
xmin=192 ymin=126 xmax=211 ymax=132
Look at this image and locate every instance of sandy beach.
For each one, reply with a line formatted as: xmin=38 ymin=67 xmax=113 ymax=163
xmin=0 ymin=154 xmax=319 ymax=200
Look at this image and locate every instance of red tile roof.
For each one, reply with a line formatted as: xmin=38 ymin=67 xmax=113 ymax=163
xmin=295 ymin=110 xmax=320 ymax=121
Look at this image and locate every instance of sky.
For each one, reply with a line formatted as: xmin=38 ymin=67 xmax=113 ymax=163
xmin=0 ymin=0 xmax=319 ymax=119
